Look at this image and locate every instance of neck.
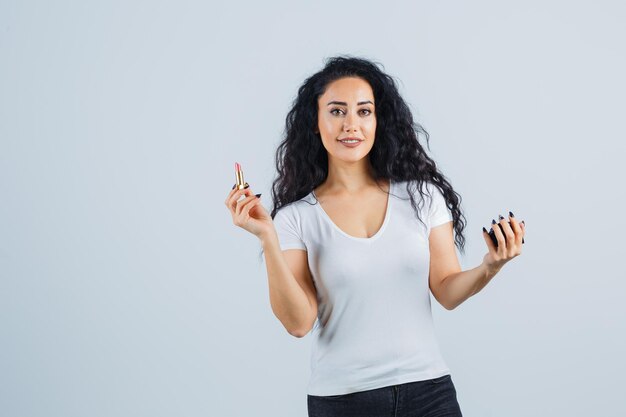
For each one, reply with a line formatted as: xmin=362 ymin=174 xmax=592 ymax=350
xmin=319 ymin=158 xmax=385 ymax=195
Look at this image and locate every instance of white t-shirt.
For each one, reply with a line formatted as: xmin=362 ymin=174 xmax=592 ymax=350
xmin=272 ymin=179 xmax=454 ymax=396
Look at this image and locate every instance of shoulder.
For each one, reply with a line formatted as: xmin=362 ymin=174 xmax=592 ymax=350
xmin=274 ymin=192 xmax=317 ymax=219
xmin=391 ymin=179 xmax=439 ymax=200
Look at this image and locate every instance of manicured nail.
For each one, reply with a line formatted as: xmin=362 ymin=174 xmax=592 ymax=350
xmin=509 ymin=211 xmax=514 ymax=218
xmin=499 ymin=214 xmax=505 ymax=220
xmin=255 ymin=193 xmax=262 ymax=198
xmin=521 ymin=220 xmax=525 ymax=225
xmin=492 ymin=219 xmax=497 ymax=225
xmin=482 ymin=227 xmax=488 ymax=233
xmin=232 ymin=184 xmax=236 ymax=190
xmin=244 ymin=184 xmax=250 ymax=189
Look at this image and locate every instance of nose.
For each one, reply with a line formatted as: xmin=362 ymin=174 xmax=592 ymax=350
xmin=343 ymin=112 xmax=358 ymax=133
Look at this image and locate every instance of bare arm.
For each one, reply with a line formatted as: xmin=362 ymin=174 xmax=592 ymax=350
xmin=435 ymin=262 xmax=499 ymax=310
xmin=225 ymin=185 xmax=317 ymax=337
xmin=261 ymin=229 xmax=318 ymax=337
xmin=429 ymin=215 xmax=525 ymax=310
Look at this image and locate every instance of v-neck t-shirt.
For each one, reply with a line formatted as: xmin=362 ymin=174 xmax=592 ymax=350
xmin=271 ymin=179 xmax=454 ymax=396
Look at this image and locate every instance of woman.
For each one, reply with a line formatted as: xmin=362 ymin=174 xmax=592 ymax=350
xmin=225 ymin=56 xmax=525 ymax=417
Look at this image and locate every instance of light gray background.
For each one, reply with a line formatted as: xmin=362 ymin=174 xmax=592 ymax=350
xmin=2 ymin=1 xmax=625 ymax=416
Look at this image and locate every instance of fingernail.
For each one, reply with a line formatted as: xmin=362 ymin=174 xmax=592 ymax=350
xmin=492 ymin=219 xmax=497 ymax=225
xmin=521 ymin=220 xmax=525 ymax=225
xmin=232 ymin=184 xmax=236 ymax=190
xmin=255 ymin=193 xmax=262 ymax=198
xmin=499 ymin=214 xmax=505 ymax=220
xmin=244 ymin=184 xmax=250 ymax=189
xmin=509 ymin=211 xmax=514 ymax=218
xmin=482 ymin=227 xmax=488 ymax=233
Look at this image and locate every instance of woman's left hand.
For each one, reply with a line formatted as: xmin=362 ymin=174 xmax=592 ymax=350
xmin=482 ymin=212 xmax=525 ymax=274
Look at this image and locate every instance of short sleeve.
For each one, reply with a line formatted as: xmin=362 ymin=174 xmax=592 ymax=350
xmin=273 ymin=204 xmax=307 ymax=251
xmin=428 ymin=183 xmax=453 ymax=228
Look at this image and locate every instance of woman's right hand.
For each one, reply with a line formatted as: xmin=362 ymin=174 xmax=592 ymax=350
xmin=225 ymin=185 xmax=274 ymax=240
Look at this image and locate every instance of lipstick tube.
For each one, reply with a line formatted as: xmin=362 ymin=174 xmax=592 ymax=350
xmin=235 ymin=162 xmax=249 ymax=190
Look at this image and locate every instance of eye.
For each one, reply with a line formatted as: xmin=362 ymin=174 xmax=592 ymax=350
xmin=330 ymin=108 xmax=373 ymax=116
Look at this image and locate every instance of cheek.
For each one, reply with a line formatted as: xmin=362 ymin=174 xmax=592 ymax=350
xmin=320 ymin=117 xmax=340 ymax=131
xmin=366 ymin=118 xmax=377 ymax=133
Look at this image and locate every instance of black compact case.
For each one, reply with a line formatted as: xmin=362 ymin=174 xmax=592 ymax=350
xmin=489 ymin=221 xmax=525 ymax=248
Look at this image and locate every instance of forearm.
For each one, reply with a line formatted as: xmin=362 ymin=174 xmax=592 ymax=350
xmin=260 ymin=230 xmax=314 ymax=336
xmin=439 ymin=263 xmax=501 ymax=310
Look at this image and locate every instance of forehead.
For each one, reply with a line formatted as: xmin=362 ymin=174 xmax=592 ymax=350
xmin=319 ymin=77 xmax=374 ymax=103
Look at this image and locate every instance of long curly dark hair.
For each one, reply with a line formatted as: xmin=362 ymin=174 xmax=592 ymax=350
xmin=267 ymin=55 xmax=467 ymax=255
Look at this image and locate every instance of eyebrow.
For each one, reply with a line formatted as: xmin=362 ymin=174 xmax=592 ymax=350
xmin=326 ymin=100 xmax=374 ymax=106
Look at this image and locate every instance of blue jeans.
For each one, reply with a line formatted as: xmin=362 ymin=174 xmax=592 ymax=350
xmin=307 ymin=374 xmax=463 ymax=417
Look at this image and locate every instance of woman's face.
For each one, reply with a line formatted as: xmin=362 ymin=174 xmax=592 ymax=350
xmin=316 ymin=77 xmax=376 ymax=164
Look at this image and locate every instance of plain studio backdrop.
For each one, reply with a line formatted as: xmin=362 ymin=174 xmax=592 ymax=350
xmin=1 ymin=1 xmax=625 ymax=416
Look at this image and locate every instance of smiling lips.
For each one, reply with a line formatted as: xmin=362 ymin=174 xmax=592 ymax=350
xmin=338 ymin=138 xmax=363 ymax=147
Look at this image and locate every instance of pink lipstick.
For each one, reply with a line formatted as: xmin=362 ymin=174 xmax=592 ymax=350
xmin=234 ymin=162 xmax=250 ymax=190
